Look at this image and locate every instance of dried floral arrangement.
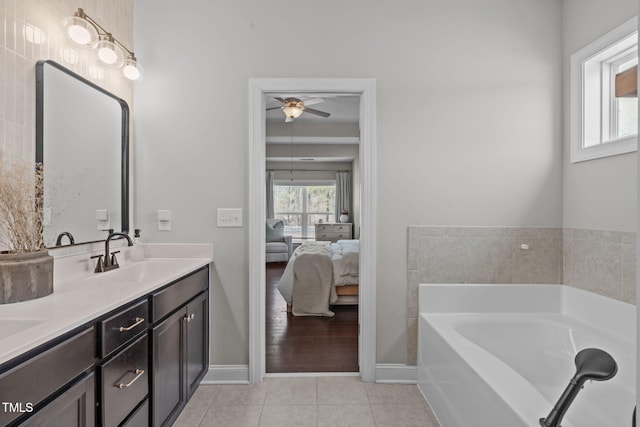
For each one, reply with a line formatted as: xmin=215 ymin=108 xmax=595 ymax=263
xmin=0 ymin=154 xmax=46 ymax=254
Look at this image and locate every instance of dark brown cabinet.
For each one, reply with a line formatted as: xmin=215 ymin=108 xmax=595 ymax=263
xmin=19 ymin=373 xmax=95 ymax=427
xmin=151 ymin=267 xmax=209 ymax=427
xmin=0 ymin=327 xmax=95 ymax=427
xmin=185 ymin=291 xmax=209 ymax=399
xmin=0 ymin=265 xmax=209 ymax=427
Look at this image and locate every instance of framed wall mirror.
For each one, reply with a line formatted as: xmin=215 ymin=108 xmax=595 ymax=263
xmin=36 ymin=60 xmax=129 ymax=247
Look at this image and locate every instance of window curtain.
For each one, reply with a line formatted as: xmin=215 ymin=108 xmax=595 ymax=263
xmin=335 ymin=171 xmax=351 ymax=222
xmin=266 ymin=170 xmax=275 ymax=219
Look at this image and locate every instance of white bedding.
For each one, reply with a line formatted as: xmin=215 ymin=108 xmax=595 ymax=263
xmin=277 ymin=239 xmax=359 ymax=305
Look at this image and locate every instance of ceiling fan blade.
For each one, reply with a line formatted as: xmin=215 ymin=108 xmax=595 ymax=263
xmin=274 ymin=97 xmax=286 ymax=103
xmin=301 ymin=97 xmax=325 ymax=106
xmin=266 ymin=106 xmax=282 ymax=111
xmin=303 ymin=107 xmax=331 ymax=118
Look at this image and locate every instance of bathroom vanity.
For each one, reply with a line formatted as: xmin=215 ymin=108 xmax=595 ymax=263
xmin=0 ymin=244 xmax=213 ymax=427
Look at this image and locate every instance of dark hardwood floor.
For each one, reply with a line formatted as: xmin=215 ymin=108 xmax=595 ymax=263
xmin=266 ymin=262 xmax=358 ymax=373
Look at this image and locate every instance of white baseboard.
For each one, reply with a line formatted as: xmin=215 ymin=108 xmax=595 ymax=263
xmin=201 ymin=365 xmax=249 ymax=384
xmin=202 ymin=364 xmax=416 ymax=384
xmin=375 ymin=364 xmax=417 ymax=384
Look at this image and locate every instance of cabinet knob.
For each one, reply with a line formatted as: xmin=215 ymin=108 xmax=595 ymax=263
xmin=184 ymin=313 xmax=195 ymax=322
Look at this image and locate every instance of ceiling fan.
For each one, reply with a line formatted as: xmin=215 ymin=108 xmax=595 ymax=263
xmin=267 ymin=97 xmax=331 ymax=122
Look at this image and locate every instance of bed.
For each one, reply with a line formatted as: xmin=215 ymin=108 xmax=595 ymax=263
xmin=277 ymin=239 xmax=359 ymax=317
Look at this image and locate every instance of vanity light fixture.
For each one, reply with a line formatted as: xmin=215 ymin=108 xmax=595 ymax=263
xmin=62 ymin=8 xmax=143 ymax=80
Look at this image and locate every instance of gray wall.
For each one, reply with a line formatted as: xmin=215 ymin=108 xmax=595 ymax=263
xmin=562 ymin=0 xmax=638 ymax=232
xmin=134 ymin=0 xmax=564 ymax=365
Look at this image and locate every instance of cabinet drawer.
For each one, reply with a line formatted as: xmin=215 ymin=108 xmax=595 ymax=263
xmin=101 ymin=334 xmax=148 ymax=427
xmin=19 ymin=372 xmax=95 ymax=427
xmin=315 ymin=224 xmax=330 ymax=232
xmin=0 ymin=326 xmax=95 ymax=426
xmin=333 ymin=224 xmax=350 ymax=233
xmin=334 ymin=232 xmax=350 ymax=240
xmin=151 ymin=267 xmax=208 ymax=322
xmin=121 ymin=399 xmax=148 ymax=427
xmin=99 ymin=299 xmax=148 ymax=358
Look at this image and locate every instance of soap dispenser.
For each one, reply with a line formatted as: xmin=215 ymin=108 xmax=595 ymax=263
xmin=132 ymin=229 xmax=144 ymax=261
xmin=133 ymin=228 xmax=142 ymax=245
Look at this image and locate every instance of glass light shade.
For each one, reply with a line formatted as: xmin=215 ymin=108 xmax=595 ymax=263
xmin=96 ymin=38 xmax=124 ymax=67
xmin=122 ymin=57 xmax=143 ymax=80
xmin=62 ymin=15 xmax=98 ymax=47
xmin=283 ymin=105 xmax=303 ymax=119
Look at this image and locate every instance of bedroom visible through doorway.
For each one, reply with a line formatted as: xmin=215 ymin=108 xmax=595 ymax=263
xmin=264 ymin=94 xmax=361 ymax=373
xmin=248 ymin=77 xmax=377 ymax=383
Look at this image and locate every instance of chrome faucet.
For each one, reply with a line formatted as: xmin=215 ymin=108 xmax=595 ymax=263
xmin=91 ymin=232 xmax=133 ymax=273
xmin=55 ymin=231 xmax=75 ymax=246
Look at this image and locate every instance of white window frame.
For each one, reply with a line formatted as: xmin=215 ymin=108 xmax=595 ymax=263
xmin=273 ymin=179 xmax=336 ymax=239
xmin=570 ymin=16 xmax=638 ymax=163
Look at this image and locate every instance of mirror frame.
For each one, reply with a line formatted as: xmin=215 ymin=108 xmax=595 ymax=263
xmin=35 ymin=60 xmax=130 ymax=246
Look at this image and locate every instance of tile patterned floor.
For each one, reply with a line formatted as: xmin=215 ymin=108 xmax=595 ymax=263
xmin=173 ymin=376 xmax=441 ymax=427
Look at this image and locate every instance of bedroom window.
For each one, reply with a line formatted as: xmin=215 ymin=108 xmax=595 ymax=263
xmin=274 ymin=182 xmax=336 ymax=239
xmin=570 ymin=17 xmax=638 ymax=162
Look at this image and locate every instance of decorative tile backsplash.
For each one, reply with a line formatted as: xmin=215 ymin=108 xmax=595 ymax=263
xmin=406 ymin=226 xmax=636 ymax=365
xmin=0 ymin=0 xmax=133 ymax=165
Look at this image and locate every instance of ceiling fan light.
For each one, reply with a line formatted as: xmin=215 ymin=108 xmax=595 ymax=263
xmin=282 ymin=105 xmax=303 ymax=120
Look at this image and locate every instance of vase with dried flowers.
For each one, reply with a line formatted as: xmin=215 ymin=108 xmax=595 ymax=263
xmin=0 ymin=153 xmax=53 ymax=304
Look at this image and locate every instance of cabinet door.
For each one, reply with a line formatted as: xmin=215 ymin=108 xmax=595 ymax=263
xmin=185 ymin=291 xmax=209 ymax=399
xmin=151 ymin=308 xmax=186 ymax=427
xmin=19 ymin=373 xmax=95 ymax=427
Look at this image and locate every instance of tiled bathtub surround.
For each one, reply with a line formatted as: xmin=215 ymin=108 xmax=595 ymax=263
xmin=406 ymin=226 xmax=563 ymax=365
xmin=563 ymin=228 xmax=636 ymax=305
xmin=407 ymin=225 xmax=637 ymax=365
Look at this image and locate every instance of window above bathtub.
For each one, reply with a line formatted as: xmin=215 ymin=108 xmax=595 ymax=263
xmin=570 ymin=17 xmax=638 ymax=163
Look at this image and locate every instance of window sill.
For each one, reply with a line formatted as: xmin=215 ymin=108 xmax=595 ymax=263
xmin=571 ymin=135 xmax=637 ymax=163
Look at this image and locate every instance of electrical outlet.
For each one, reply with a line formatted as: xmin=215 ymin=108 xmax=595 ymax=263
xmin=217 ymin=208 xmax=242 ymax=227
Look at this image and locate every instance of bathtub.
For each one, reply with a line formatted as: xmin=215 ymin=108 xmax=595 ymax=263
xmin=417 ymin=284 xmax=636 ymax=427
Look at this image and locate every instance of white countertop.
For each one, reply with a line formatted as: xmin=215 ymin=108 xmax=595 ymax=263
xmin=0 ymin=243 xmax=213 ymax=367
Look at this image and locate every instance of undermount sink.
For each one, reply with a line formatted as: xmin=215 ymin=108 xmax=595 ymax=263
xmin=90 ymin=258 xmax=203 ymax=285
xmin=0 ymin=319 xmax=43 ymax=340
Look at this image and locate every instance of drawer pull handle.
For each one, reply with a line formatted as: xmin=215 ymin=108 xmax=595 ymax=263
xmin=117 ymin=369 xmax=145 ymax=389
xmin=118 ymin=317 xmax=145 ymax=332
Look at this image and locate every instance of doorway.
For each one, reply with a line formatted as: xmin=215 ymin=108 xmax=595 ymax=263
xmin=248 ymin=78 xmax=377 ymax=383
xmin=265 ymin=99 xmax=360 ymax=372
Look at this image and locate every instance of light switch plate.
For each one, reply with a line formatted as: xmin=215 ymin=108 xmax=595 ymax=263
xmin=157 ymin=210 xmax=172 ymax=231
xmin=217 ymin=208 xmax=243 ymax=227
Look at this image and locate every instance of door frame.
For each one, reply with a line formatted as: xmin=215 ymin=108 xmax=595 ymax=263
xmin=248 ymin=78 xmax=377 ymax=383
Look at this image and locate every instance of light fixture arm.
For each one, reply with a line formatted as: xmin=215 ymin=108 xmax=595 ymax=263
xmin=74 ymin=8 xmax=136 ymax=59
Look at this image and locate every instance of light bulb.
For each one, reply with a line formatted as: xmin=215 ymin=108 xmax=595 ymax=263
xmin=68 ymin=25 xmax=90 ymax=44
xmin=62 ymin=14 xmax=98 ymax=48
xmin=96 ymin=37 xmax=124 ymax=67
xmin=123 ymin=57 xmax=142 ymax=80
